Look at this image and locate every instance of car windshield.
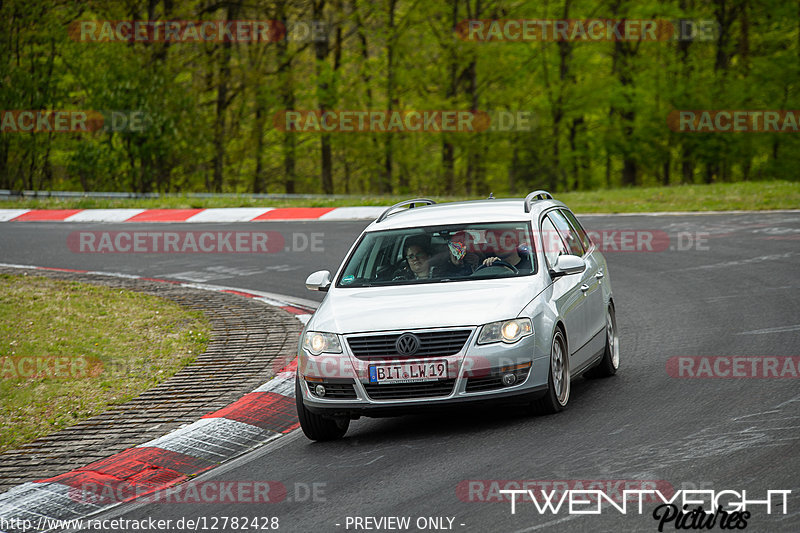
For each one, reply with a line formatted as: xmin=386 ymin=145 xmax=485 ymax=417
xmin=336 ymin=222 xmax=536 ymax=288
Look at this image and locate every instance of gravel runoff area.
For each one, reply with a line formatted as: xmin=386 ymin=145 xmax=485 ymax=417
xmin=0 ymin=266 xmax=303 ymax=494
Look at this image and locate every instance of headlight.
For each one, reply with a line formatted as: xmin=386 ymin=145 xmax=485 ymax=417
xmin=477 ymin=318 xmax=533 ymax=344
xmin=303 ymin=331 xmax=342 ymax=355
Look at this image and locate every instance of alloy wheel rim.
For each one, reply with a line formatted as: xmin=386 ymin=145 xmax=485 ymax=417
xmin=607 ymin=311 xmax=619 ymax=369
xmin=552 ymin=334 xmax=570 ymax=405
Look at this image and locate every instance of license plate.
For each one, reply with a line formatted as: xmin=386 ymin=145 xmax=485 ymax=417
xmin=369 ymin=360 xmax=448 ymax=384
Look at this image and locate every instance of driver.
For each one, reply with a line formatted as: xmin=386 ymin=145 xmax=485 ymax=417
xmin=481 ymin=229 xmax=532 ymax=272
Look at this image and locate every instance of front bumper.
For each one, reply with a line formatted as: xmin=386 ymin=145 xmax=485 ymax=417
xmin=298 ymin=327 xmax=549 ymax=417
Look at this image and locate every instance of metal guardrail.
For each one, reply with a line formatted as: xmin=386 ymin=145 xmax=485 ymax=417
xmin=0 ymin=189 xmax=354 ymax=200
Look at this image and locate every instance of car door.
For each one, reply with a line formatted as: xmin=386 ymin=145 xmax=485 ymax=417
xmin=539 ymin=213 xmax=588 ymax=363
xmin=559 ymin=209 xmax=606 ymax=344
xmin=548 ymin=209 xmax=605 ymax=367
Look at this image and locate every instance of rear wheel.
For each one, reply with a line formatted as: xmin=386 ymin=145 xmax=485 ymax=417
xmin=584 ymin=305 xmax=619 ymax=379
xmin=531 ymin=329 xmax=570 ymax=414
xmin=295 ymin=377 xmax=349 ymax=441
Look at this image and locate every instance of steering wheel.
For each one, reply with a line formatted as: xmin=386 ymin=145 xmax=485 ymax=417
xmin=474 ymin=259 xmax=519 ymax=274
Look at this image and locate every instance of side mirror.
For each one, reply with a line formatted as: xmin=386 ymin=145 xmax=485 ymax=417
xmin=550 ymin=255 xmax=586 ymax=278
xmin=305 ymin=270 xmax=332 ymax=292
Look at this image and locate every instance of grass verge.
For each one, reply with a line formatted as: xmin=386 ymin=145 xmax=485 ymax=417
xmin=0 ymin=274 xmax=210 ymax=453
xmin=1 ymin=181 xmax=798 ymax=213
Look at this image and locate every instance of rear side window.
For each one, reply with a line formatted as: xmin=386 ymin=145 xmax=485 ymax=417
xmin=561 ymin=209 xmax=593 ymax=252
xmin=547 ymin=210 xmax=585 ymax=256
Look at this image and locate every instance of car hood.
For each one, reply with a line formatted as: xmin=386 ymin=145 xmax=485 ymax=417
xmin=309 ymin=278 xmax=545 ymax=333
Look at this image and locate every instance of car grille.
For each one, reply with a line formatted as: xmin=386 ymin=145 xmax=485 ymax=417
xmin=363 ymin=379 xmax=456 ymax=400
xmin=307 ymin=380 xmax=358 ymax=399
xmin=347 ymin=330 xmax=471 ymax=360
xmin=465 ymin=366 xmax=531 ymax=393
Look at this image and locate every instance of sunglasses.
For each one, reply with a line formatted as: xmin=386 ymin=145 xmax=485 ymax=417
xmin=406 ymin=253 xmax=428 ymax=260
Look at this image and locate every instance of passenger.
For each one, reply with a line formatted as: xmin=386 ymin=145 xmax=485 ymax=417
xmin=436 ymin=231 xmax=479 ymax=277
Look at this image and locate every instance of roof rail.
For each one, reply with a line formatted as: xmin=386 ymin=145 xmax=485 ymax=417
xmin=376 ymin=198 xmax=437 ymax=223
xmin=523 ymin=190 xmax=554 ymax=213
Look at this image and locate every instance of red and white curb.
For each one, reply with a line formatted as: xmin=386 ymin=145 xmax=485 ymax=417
xmin=0 ymin=207 xmax=385 ymax=223
xmin=4 ymin=207 xmax=798 ymax=224
xmin=0 ymin=264 xmax=312 ymax=533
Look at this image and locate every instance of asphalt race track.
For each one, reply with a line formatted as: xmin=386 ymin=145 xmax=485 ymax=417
xmin=1 ymin=211 xmax=799 ymax=532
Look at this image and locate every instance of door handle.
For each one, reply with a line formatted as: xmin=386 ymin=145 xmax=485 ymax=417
xmin=580 ymin=284 xmax=590 ymax=292
xmin=595 ymin=270 xmax=604 ymax=279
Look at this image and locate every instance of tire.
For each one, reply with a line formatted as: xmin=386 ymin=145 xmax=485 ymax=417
xmin=531 ymin=329 xmax=570 ymax=414
xmin=295 ymin=377 xmax=349 ymax=441
xmin=584 ymin=305 xmax=620 ymax=379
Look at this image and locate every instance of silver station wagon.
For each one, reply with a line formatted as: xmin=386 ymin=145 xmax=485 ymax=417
xmin=296 ymin=192 xmax=619 ymax=440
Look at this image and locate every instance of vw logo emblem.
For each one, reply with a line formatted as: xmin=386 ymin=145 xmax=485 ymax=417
xmin=395 ymin=333 xmax=420 ymax=356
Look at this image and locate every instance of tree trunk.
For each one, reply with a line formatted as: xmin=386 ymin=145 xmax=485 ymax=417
xmin=681 ymin=148 xmax=695 ymax=184
xmin=314 ymin=0 xmax=334 ymax=194
xmin=622 ymin=156 xmax=637 ymax=187
xmin=465 ymin=57 xmax=481 ymax=194
xmin=442 ymin=0 xmax=459 ymax=195
xmin=354 ymin=0 xmax=380 ymax=192
xmin=508 ymin=146 xmax=518 ymax=194
xmin=0 ymin=138 xmax=8 ymax=190
xmin=550 ymin=0 xmax=574 ymax=191
xmin=568 ymin=116 xmax=585 ymax=190
xmin=713 ymin=0 xmax=743 ymax=72
xmin=275 ymin=1 xmax=297 ymax=194
xmin=610 ymin=2 xmax=638 ymax=186
xmin=211 ymin=3 xmax=238 ymax=192
xmin=616 ymin=61 xmax=637 ymax=187
xmin=252 ymin=105 xmax=265 ymax=193
xmin=677 ymin=0 xmax=694 ymax=186
xmin=383 ymin=0 xmax=398 ymax=193
xmin=442 ymin=141 xmax=455 ymax=195
xmin=705 ymin=163 xmax=716 ymax=184
xmin=463 ymin=0 xmax=485 ymax=194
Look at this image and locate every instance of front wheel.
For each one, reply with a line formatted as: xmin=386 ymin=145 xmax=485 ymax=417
xmin=295 ymin=377 xmax=349 ymax=441
xmin=584 ymin=305 xmax=620 ymax=379
xmin=531 ymin=329 xmax=570 ymax=414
